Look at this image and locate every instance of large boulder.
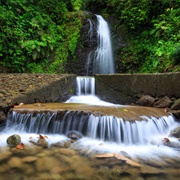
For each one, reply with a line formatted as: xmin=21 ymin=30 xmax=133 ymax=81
xmin=136 ymin=95 xmax=155 ymax=107
xmin=171 ymin=98 xmax=180 ymax=110
xmin=154 ymin=96 xmax=171 ymax=108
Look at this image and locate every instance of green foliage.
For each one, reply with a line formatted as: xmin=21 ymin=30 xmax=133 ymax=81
xmin=0 ymin=0 xmax=83 ymax=73
xmin=71 ymin=0 xmax=82 ymax=11
xmin=170 ymin=45 xmax=180 ymax=65
xmin=1 ymin=0 xmax=179 ymax=73
xmin=105 ymin=0 xmax=180 ymax=73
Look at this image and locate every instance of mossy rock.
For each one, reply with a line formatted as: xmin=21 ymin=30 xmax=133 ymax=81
xmin=6 ymin=134 xmax=21 ymax=147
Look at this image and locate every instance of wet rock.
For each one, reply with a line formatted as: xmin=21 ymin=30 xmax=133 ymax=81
xmin=0 ymin=164 xmax=9 ymax=174
xmin=37 ymin=138 xmax=48 ymax=148
xmin=67 ymin=131 xmax=82 ymax=140
xmin=169 ymin=126 xmax=180 ymax=138
xmin=154 ymin=96 xmax=171 ymax=108
xmin=64 ymin=140 xmax=73 ymax=148
xmin=0 ymin=151 xmax=12 ymax=162
xmin=57 ymin=148 xmax=77 ymax=157
xmin=36 ymin=156 xmax=60 ymax=172
xmin=69 ymin=155 xmax=93 ymax=178
xmin=0 ymin=110 xmax=6 ymax=121
xmin=136 ymin=95 xmax=155 ymax=107
xmin=22 ymin=164 xmax=36 ymax=175
xmin=171 ymin=98 xmax=180 ymax=110
xmin=140 ymin=165 xmax=166 ymax=175
xmin=162 ymin=137 xmax=180 ymax=149
xmin=171 ymin=110 xmax=180 ymax=119
xmin=7 ymin=157 xmax=23 ymax=169
xmin=6 ymin=134 xmax=21 ymax=147
xmin=22 ymin=156 xmax=38 ymax=163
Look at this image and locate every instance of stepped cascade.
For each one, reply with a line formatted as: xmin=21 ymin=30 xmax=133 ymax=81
xmin=4 ymin=76 xmax=180 ymax=147
xmin=5 ymin=110 xmax=177 ymax=145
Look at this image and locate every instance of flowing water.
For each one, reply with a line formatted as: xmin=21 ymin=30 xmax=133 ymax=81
xmin=2 ymin=76 xmax=180 ymax=161
xmin=1 ymin=14 xmax=180 ymax=179
xmin=66 ymin=76 xmax=116 ymax=106
xmin=87 ymin=15 xmax=114 ymax=75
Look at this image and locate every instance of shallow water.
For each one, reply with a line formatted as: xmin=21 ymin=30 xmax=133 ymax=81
xmin=1 ymin=90 xmax=180 ymax=179
xmin=0 ymin=130 xmax=180 ymax=180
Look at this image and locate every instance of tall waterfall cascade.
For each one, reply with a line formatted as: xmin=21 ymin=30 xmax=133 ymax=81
xmin=86 ymin=15 xmax=115 ymax=75
xmin=93 ymin=15 xmax=114 ymax=74
xmin=1 ymin=14 xmax=180 ymax=160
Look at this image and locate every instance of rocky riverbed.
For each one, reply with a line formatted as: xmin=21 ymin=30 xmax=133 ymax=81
xmin=1 ymin=73 xmax=180 ymax=180
xmin=0 ymin=132 xmax=180 ymax=180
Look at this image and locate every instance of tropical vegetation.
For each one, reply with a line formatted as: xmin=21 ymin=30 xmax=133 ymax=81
xmin=0 ymin=0 xmax=179 ymax=73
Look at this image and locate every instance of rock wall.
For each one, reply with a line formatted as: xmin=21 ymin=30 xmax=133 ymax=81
xmin=95 ymin=73 xmax=180 ymax=119
xmin=0 ymin=74 xmax=76 ymax=121
xmin=95 ymin=72 xmax=180 ymax=104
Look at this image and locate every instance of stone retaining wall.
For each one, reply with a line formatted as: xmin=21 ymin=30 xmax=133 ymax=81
xmin=95 ymin=72 xmax=180 ymax=104
xmin=0 ymin=74 xmax=76 ymax=121
xmin=1 ymin=73 xmax=180 ymax=122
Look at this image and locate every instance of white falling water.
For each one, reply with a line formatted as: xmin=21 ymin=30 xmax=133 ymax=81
xmin=93 ymin=15 xmax=114 ymax=74
xmin=76 ymin=76 xmax=95 ymax=95
xmin=88 ymin=19 xmax=93 ymax=44
xmin=3 ymin=101 xmax=180 ymax=160
xmin=66 ymin=76 xmax=116 ymax=106
xmin=4 ymin=111 xmax=178 ymax=146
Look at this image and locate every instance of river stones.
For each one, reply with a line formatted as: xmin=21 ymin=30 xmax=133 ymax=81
xmin=169 ymin=126 xmax=180 ymax=138
xmin=67 ymin=131 xmax=82 ymax=140
xmin=6 ymin=134 xmax=21 ymax=147
xmin=136 ymin=95 xmax=155 ymax=107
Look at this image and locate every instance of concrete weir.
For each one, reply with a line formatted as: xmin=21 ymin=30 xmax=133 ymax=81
xmin=95 ymin=72 xmax=180 ymax=104
xmin=11 ymin=103 xmax=169 ymax=121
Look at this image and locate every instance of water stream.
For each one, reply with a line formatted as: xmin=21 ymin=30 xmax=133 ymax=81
xmin=1 ymin=15 xmax=180 ymax=163
xmin=2 ymin=76 xmax=180 ymax=160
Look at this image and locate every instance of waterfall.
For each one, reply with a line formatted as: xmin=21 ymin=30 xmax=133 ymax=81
xmin=88 ymin=19 xmax=93 ymax=46
xmin=5 ymin=111 xmax=177 ymax=145
xmin=93 ymin=15 xmax=114 ymax=74
xmin=66 ymin=76 xmax=116 ymax=106
xmin=76 ymin=76 xmax=95 ymax=95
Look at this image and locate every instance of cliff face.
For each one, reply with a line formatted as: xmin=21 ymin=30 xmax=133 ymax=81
xmin=74 ymin=13 xmax=128 ymax=75
xmin=73 ymin=12 xmax=98 ymax=76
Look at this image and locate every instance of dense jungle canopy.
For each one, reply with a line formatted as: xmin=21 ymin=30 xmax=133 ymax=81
xmin=0 ymin=0 xmax=180 ymax=73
